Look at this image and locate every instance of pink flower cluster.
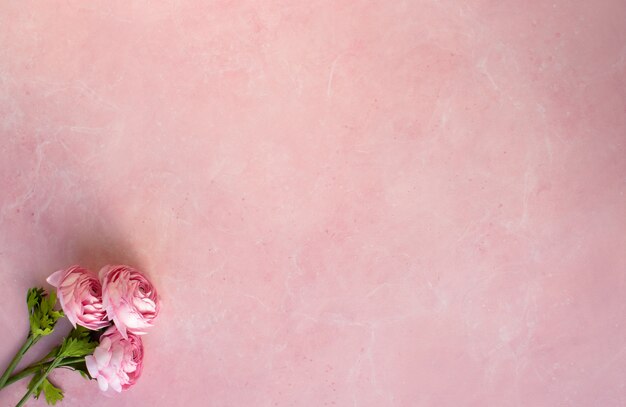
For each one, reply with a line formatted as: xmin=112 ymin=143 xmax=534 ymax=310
xmin=86 ymin=326 xmax=144 ymax=392
xmin=47 ymin=265 xmax=159 ymax=392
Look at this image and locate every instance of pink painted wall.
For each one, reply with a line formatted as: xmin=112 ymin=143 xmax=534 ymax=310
xmin=1 ymin=1 xmax=625 ymax=406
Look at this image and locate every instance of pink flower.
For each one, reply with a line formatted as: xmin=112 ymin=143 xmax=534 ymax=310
xmin=100 ymin=265 xmax=159 ymax=338
xmin=85 ymin=326 xmax=144 ymax=392
xmin=46 ymin=266 xmax=109 ymax=330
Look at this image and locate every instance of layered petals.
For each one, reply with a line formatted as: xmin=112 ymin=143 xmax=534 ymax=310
xmin=85 ymin=326 xmax=144 ymax=392
xmin=46 ymin=266 xmax=109 ymax=330
xmin=100 ymin=265 xmax=160 ymax=338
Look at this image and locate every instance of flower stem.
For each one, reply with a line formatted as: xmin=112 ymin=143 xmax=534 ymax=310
xmin=0 ymin=334 xmax=37 ymax=389
xmin=0 ymin=357 xmax=85 ymax=390
xmin=2 ymin=365 xmax=40 ymax=388
xmin=15 ymin=357 xmax=62 ymax=407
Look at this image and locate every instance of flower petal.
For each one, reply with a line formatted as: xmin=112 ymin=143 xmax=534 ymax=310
xmin=85 ymin=355 xmax=99 ymax=378
xmin=97 ymin=375 xmax=109 ymax=392
xmin=46 ymin=270 xmax=65 ymax=287
xmin=94 ymin=345 xmax=112 ymax=369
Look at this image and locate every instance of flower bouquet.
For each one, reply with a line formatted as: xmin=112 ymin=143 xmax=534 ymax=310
xmin=0 ymin=265 xmax=160 ymax=406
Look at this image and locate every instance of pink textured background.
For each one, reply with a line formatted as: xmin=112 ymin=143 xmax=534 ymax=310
xmin=1 ymin=1 xmax=625 ymax=406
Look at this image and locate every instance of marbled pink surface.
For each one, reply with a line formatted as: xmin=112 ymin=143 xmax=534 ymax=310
xmin=1 ymin=1 xmax=625 ymax=406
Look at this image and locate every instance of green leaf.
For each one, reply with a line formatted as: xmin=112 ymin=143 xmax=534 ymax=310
xmin=27 ymin=369 xmax=44 ymax=398
xmin=28 ymin=373 xmax=65 ymax=405
xmin=27 ymin=288 xmax=45 ymax=310
xmin=41 ymin=378 xmax=64 ymax=405
xmin=59 ymin=326 xmax=99 ymax=358
xmin=27 ymin=287 xmax=64 ymax=338
xmin=63 ymin=360 xmax=92 ymax=380
xmin=59 ymin=338 xmax=96 ymax=358
xmin=68 ymin=325 xmax=91 ymax=340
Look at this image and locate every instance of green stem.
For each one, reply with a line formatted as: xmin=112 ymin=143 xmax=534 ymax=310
xmin=3 ymin=359 xmax=83 ymax=391
xmin=0 ymin=335 xmax=37 ymax=389
xmin=1 ymin=358 xmax=85 ymax=390
xmin=2 ymin=365 xmax=40 ymax=388
xmin=15 ymin=357 xmax=62 ymax=407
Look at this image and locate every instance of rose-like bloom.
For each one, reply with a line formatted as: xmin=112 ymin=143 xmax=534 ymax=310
xmin=85 ymin=326 xmax=144 ymax=392
xmin=100 ymin=265 xmax=159 ymax=338
xmin=46 ymin=266 xmax=109 ymax=330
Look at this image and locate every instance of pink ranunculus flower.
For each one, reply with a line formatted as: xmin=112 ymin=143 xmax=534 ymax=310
xmin=46 ymin=265 xmax=109 ymax=330
xmin=85 ymin=326 xmax=144 ymax=392
xmin=100 ymin=265 xmax=160 ymax=338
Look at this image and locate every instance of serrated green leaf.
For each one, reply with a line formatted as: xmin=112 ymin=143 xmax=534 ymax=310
xmin=68 ymin=325 xmax=90 ymax=340
xmin=50 ymin=309 xmax=64 ymax=319
xmin=27 ymin=369 xmax=44 ymax=397
xmin=60 ymin=338 xmax=97 ymax=358
xmin=59 ymin=327 xmax=98 ymax=358
xmin=27 ymin=288 xmax=45 ymax=310
xmin=41 ymin=378 xmax=64 ymax=405
xmin=27 ymin=287 xmax=63 ymax=338
xmin=46 ymin=291 xmax=57 ymax=308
